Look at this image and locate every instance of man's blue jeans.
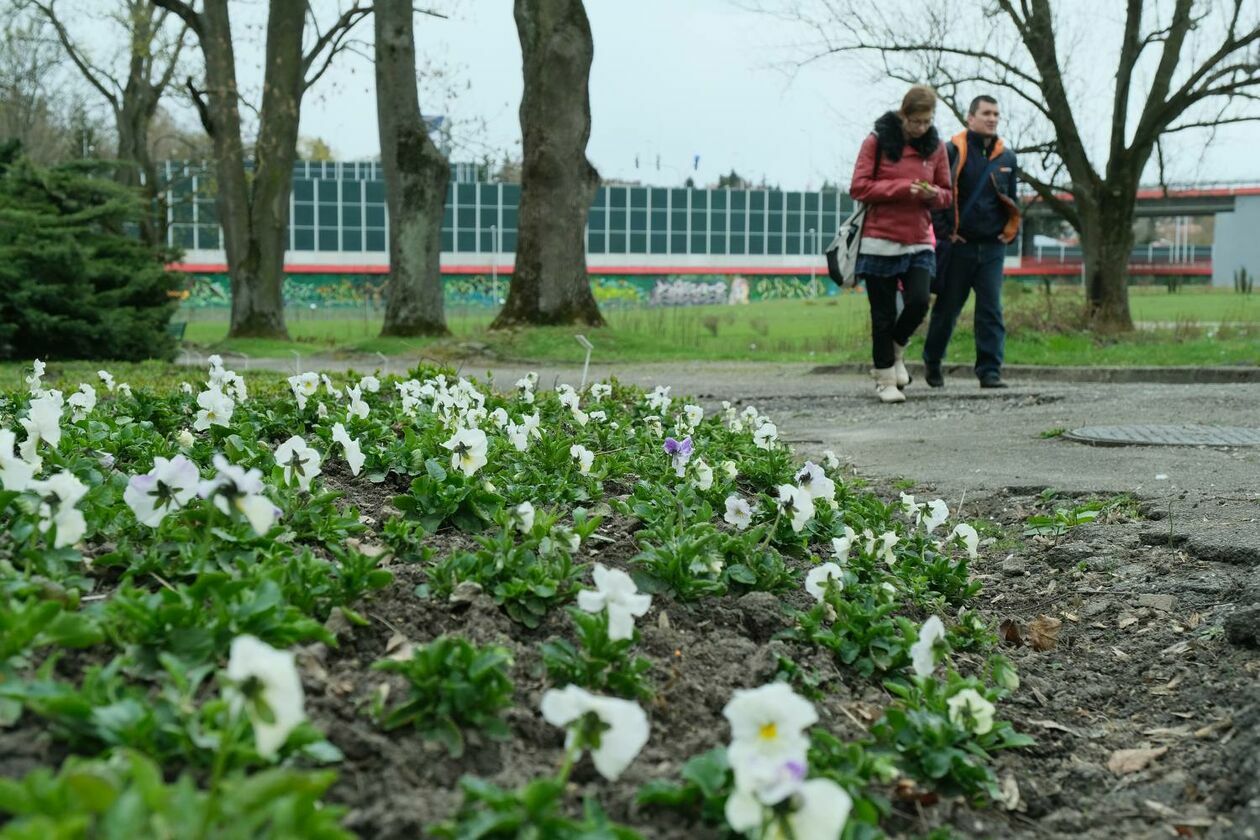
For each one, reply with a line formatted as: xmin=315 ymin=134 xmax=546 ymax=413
xmin=923 ymin=240 xmax=1007 ymax=379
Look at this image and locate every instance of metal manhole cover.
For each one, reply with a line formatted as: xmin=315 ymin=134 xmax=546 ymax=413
xmin=1064 ymin=424 xmax=1260 ymax=447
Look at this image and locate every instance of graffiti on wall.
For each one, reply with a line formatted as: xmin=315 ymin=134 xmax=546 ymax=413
xmin=175 ymin=272 xmax=845 ymax=310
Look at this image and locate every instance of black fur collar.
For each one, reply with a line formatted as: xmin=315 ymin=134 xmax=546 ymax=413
xmin=874 ymin=111 xmax=940 ymax=162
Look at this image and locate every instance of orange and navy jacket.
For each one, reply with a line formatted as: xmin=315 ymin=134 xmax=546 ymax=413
xmin=933 ymin=131 xmax=1021 ymax=244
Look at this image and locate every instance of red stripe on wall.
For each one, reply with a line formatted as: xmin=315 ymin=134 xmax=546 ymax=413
xmin=168 ymin=262 xmax=1213 ymax=278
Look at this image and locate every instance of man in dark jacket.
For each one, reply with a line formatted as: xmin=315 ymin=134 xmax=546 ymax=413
xmin=923 ymin=95 xmax=1021 ymax=388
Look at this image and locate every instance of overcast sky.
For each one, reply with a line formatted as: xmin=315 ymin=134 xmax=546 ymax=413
xmin=77 ymin=0 xmax=1260 ymax=190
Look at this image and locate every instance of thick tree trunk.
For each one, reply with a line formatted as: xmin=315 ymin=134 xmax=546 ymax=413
xmin=116 ymin=96 xmax=162 ymax=246
xmin=1079 ymin=188 xmax=1137 ymax=332
xmin=491 ymin=0 xmax=603 ymax=328
xmin=375 ymin=0 xmax=450 ymax=337
xmin=197 ymin=0 xmax=300 ymax=339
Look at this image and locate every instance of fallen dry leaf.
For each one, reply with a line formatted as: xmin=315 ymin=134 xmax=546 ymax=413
xmin=999 ymin=618 xmax=1024 ymax=646
xmin=1119 ymin=614 xmax=1140 ymax=629
xmin=1028 ymin=615 xmax=1063 ymax=651
xmin=385 ymin=632 xmax=415 ymax=662
xmin=1030 ymin=718 xmax=1080 ymax=736
xmin=1194 ymin=717 xmax=1233 ymax=739
xmin=1107 ymin=746 xmax=1168 ymax=775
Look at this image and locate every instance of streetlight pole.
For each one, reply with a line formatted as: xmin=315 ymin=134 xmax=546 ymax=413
xmin=808 ymin=227 xmax=817 ymax=298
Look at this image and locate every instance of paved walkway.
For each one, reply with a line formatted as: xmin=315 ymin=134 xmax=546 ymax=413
xmin=193 ymin=354 xmax=1260 ymax=500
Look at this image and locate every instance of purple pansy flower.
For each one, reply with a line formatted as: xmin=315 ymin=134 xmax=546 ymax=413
xmin=663 ymin=436 xmax=694 ymax=476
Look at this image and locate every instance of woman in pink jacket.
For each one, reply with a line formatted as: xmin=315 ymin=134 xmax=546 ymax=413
xmin=849 ymin=85 xmax=952 ymax=403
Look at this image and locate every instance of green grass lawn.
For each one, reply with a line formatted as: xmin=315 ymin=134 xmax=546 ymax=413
xmin=175 ymin=286 xmax=1260 ymax=368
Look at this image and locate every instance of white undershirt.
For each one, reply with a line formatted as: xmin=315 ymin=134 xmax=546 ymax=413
xmin=858 ymin=236 xmax=933 ymax=256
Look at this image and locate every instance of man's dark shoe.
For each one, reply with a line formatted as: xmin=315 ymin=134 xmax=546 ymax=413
xmin=979 ymin=374 xmax=1008 ymax=389
xmin=924 ymin=362 xmax=944 ymax=388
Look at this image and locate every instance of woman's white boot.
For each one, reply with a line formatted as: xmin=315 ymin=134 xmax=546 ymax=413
xmin=892 ymin=343 xmax=912 ymax=389
xmin=872 ymin=367 xmax=906 ymax=403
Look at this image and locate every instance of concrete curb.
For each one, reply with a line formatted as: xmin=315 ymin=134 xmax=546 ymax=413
xmin=808 ymin=362 xmax=1260 ymax=384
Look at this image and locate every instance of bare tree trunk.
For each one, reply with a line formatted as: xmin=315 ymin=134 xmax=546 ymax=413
xmin=491 ymin=0 xmax=603 ymax=328
xmin=185 ymin=0 xmax=303 ymax=338
xmin=1079 ymin=190 xmax=1137 ymax=330
xmin=375 ymin=0 xmax=449 ymax=337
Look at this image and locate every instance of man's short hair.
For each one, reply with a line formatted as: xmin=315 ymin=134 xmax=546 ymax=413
xmin=969 ymin=95 xmax=999 ymax=115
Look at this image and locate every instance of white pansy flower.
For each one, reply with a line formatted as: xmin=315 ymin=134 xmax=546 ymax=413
xmin=177 ymin=429 xmax=196 ymax=448
xmin=515 ymin=374 xmax=537 ymax=404
xmin=831 ymin=525 xmax=857 ymax=563
xmin=0 ymin=430 xmax=36 ymax=492
xmin=520 ymin=411 xmax=542 ymax=439
xmin=115 ymin=383 xmax=132 ymax=397
xmin=753 ymin=421 xmax=778 ymax=450
xmin=193 ymin=387 xmax=234 ymax=431
xmin=691 ymin=459 xmax=713 ymax=491
xmin=570 ymin=444 xmax=594 ymax=475
xmin=794 ymin=462 xmax=835 ymax=503
xmin=947 ymin=688 xmax=996 ymax=735
xmin=330 ymin=423 xmax=365 ymax=476
xmin=724 ymin=496 xmax=753 ymax=530
xmin=442 ymin=428 xmax=488 ymax=477
xmin=19 ymin=392 xmax=63 ymax=462
xmin=821 ymin=449 xmax=841 ymax=471
xmin=728 ymin=777 xmax=853 ymax=840
xmin=910 ymin=615 xmax=946 ymax=678
xmin=30 ymin=471 xmax=89 ymax=548
xmin=950 ymin=523 xmax=980 ymax=559
xmin=556 ymin=384 xmax=580 ymax=411
xmin=804 ymin=563 xmax=844 ymax=601
xmin=588 ymin=409 xmax=606 ymax=423
xmin=589 ymin=382 xmax=611 ymax=400
xmin=645 ymin=385 xmax=672 ymax=414
xmin=345 ymin=384 xmax=369 ymax=420
xmin=358 ymin=375 xmax=380 ymax=393
xmin=269 ymin=437 xmax=320 ymax=490
xmin=25 ymin=359 xmax=45 ymax=393
xmin=540 ymin=685 xmax=649 ymax=781
xmin=124 ymin=455 xmax=200 ymax=527
xmin=199 ymin=455 xmax=277 ymax=535
xmin=724 ymin=682 xmax=817 ymax=775
xmin=319 ymin=374 xmax=342 ymax=398
xmin=489 ymin=407 xmax=509 ymax=428
xmin=287 ymin=372 xmax=320 ymax=410
xmin=721 ymin=460 xmax=738 ymax=480
xmin=876 ymin=531 xmax=897 ymax=564
xmin=900 ymin=492 xmax=925 ymax=524
xmin=67 ymin=384 xmax=96 ymax=422
xmin=776 ymin=484 xmax=815 ymax=533
xmin=511 ymin=500 xmax=535 ymax=533
xmin=225 ymin=635 xmax=306 ymax=760
xmin=180 ymin=382 xmax=194 ymax=395
xmin=577 ymin=563 xmax=652 ymax=641
xmin=683 ymin=404 xmax=704 ymax=428
xmin=97 ymin=369 xmax=115 ymax=392
xmin=506 ymin=422 xmax=529 ymax=452
xmin=923 ymin=499 xmax=949 ymax=534
xmin=223 ymin=372 xmax=247 ymax=403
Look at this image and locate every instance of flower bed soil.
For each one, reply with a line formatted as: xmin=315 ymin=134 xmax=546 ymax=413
xmin=282 ymin=477 xmax=1256 ymax=838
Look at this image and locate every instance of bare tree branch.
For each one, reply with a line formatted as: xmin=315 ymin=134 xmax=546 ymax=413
xmin=29 ymin=0 xmax=120 ymax=111
xmin=301 ymin=3 xmax=371 ymax=90
xmin=150 ymin=0 xmax=201 ymax=38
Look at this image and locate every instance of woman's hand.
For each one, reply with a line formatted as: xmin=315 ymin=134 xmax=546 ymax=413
xmin=910 ymin=180 xmax=939 ymax=201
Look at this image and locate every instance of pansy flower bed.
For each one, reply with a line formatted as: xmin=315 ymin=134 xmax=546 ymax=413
xmin=0 ymin=357 xmax=1032 ymax=839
